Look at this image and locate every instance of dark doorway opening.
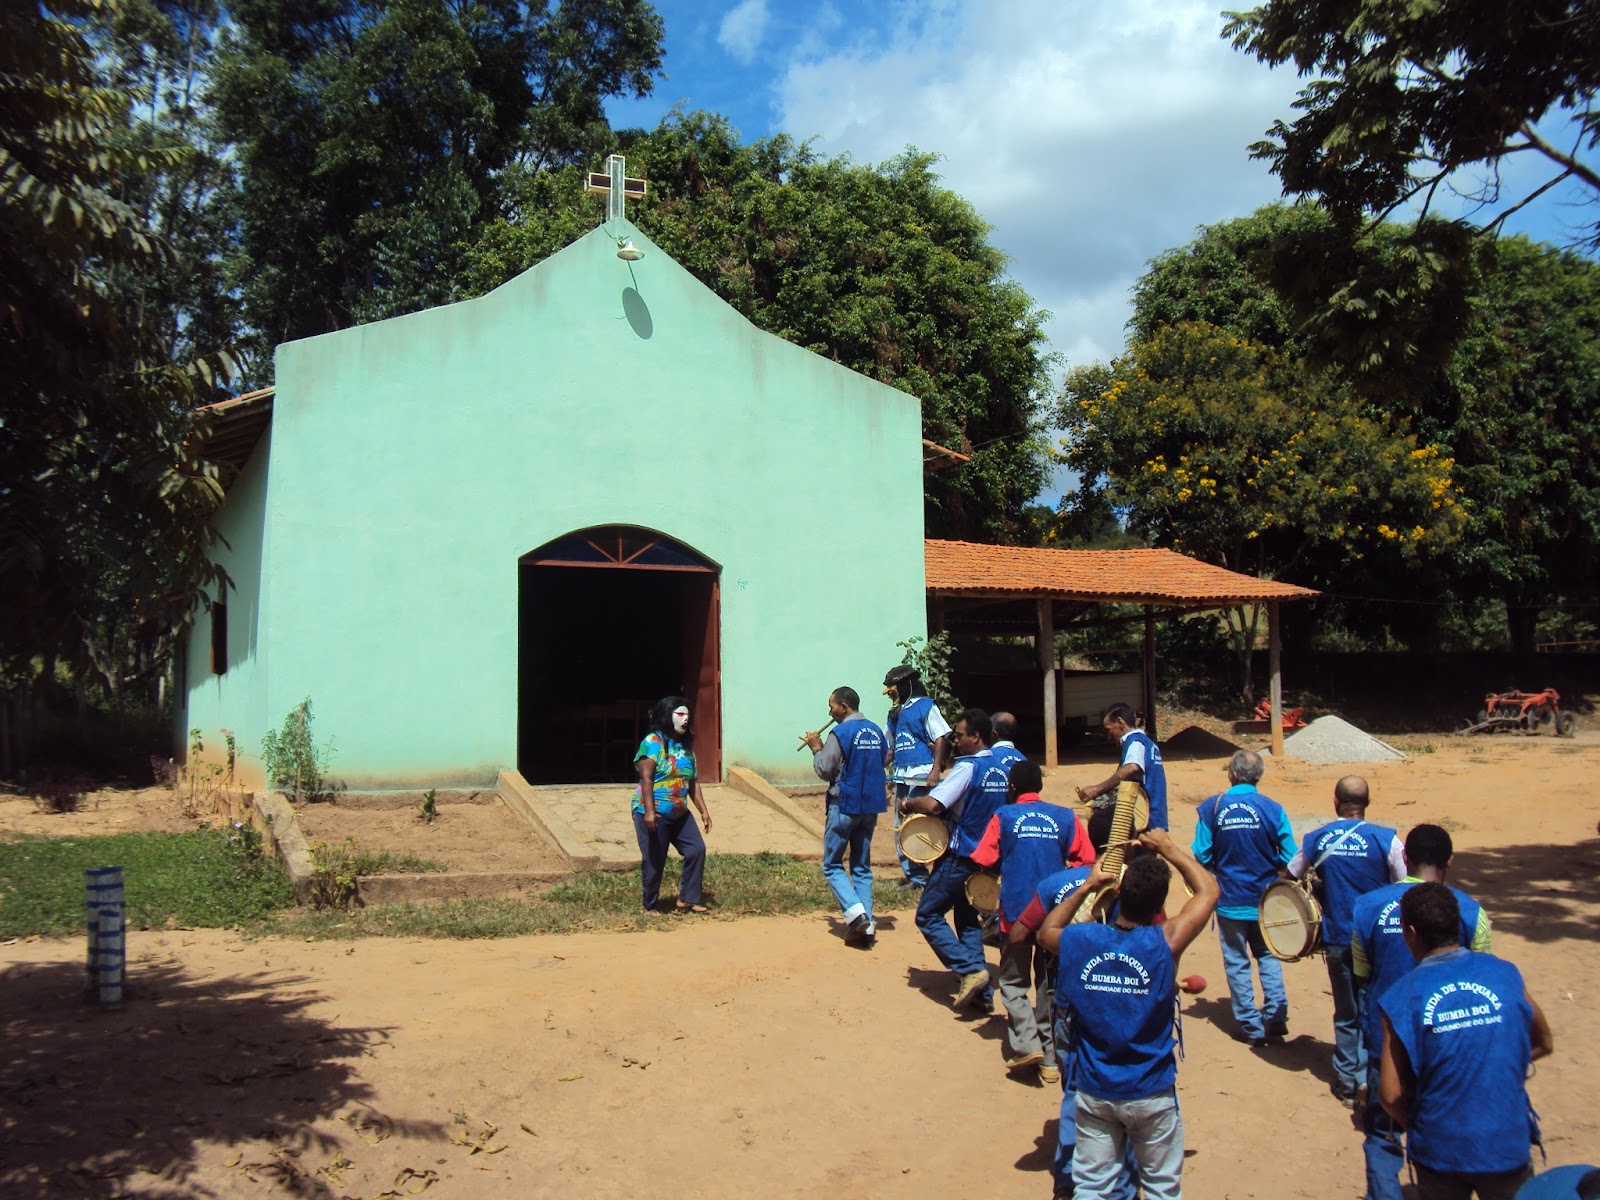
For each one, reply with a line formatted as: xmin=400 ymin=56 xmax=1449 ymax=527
xmin=518 ymin=527 xmax=721 ymax=784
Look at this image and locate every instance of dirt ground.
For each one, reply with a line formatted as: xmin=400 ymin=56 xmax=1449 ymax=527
xmin=2 ymin=734 xmax=1597 ymax=1199
xmin=292 ymin=793 xmax=567 ymax=874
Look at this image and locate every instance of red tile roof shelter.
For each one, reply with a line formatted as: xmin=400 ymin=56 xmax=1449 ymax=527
xmin=925 ymin=539 xmax=1318 ymax=762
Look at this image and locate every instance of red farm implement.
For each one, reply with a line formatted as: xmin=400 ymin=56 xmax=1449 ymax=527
xmin=1460 ymin=688 xmax=1577 ymax=737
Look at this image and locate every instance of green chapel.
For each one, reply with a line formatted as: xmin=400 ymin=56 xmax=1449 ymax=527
xmin=180 ymin=221 xmax=927 ymax=789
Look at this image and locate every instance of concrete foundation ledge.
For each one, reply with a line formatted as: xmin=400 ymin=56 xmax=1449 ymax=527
xmin=725 ymin=766 xmax=825 ymax=839
xmin=496 ymin=770 xmax=602 ymax=871
xmin=356 ymin=870 xmax=574 ymax=906
xmin=255 ymin=793 xmax=316 ymax=904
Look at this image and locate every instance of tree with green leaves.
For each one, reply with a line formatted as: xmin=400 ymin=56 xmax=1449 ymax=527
xmin=1056 ymin=321 xmax=1463 ymax=693
xmin=1 ymin=0 xmax=231 ymax=767
xmin=1124 ymin=206 xmax=1600 ymax=653
xmin=462 ymin=112 xmax=1053 ymax=541
xmin=211 ymin=0 xmax=664 ymax=373
xmin=1424 ymin=236 xmax=1600 ymax=652
xmin=1225 ymin=1 xmax=1600 ymax=244
xmin=95 ymin=0 xmax=241 ymax=368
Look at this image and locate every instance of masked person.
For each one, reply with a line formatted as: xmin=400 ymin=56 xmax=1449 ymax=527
xmin=883 ymin=665 xmax=951 ymax=888
xmin=633 ymin=696 xmax=713 ymax=913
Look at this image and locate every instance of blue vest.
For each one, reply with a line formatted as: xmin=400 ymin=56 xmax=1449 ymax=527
xmin=1352 ymin=881 xmax=1482 ymax=1049
xmin=990 ymin=742 xmax=1027 ymax=778
xmin=950 ymin=750 xmax=1009 ymax=856
xmin=996 ymin=802 xmax=1081 ymax=922
xmin=1037 ymin=865 xmax=1092 ymax=913
xmin=889 ymin=696 xmax=939 ymax=772
xmin=1122 ymin=729 xmax=1168 ymax=830
xmin=1380 ymin=949 xmax=1535 ymax=1174
xmin=832 ymin=716 xmax=888 ymax=815
xmin=1055 ymin=923 xmax=1177 ymax=1100
xmin=1196 ymin=787 xmax=1288 ymax=909
xmin=1301 ymin=818 xmax=1397 ymax=946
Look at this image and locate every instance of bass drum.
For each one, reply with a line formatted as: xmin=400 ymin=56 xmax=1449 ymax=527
xmin=1258 ymin=879 xmax=1323 ymax=961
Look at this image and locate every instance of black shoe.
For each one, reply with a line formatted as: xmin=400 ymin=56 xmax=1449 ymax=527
xmin=1235 ymin=1032 xmax=1269 ymax=1048
xmin=1265 ymin=1020 xmax=1289 ymax=1037
xmin=846 ymin=913 xmax=870 ymax=942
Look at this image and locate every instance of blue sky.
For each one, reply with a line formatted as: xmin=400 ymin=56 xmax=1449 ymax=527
xmin=606 ymin=0 xmax=1597 ymax=500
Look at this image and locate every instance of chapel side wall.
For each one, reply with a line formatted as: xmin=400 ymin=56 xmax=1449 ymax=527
xmin=263 ymin=224 xmax=925 ymax=787
xmin=181 ymin=426 xmax=272 ymax=788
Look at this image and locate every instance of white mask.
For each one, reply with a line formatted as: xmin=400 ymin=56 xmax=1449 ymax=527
xmin=671 ymin=707 xmax=690 ymax=734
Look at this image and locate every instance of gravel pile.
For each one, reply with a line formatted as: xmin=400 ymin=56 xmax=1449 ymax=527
xmin=1263 ymin=715 xmax=1406 ymax=766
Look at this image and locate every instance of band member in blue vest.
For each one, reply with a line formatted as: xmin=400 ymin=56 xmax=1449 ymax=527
xmin=1040 ymin=827 xmax=1220 ymax=1200
xmin=1015 ymin=865 xmax=1133 ymax=1198
xmin=1288 ymin=775 xmax=1407 ymax=1102
xmin=1514 ymin=1165 xmax=1600 ymax=1200
xmin=1379 ymin=883 xmax=1553 ymax=1200
xmin=970 ymin=760 xmax=1095 ymax=1077
xmin=1352 ymin=824 xmax=1492 ymax=1200
xmin=883 ymin=665 xmax=951 ymax=889
xmin=804 ymin=686 xmax=890 ymax=949
xmin=900 ymin=708 xmax=1009 ymax=1012
xmin=990 ymin=711 xmax=1027 ymax=778
xmin=1077 ymin=703 xmax=1168 ymax=851
xmin=1192 ymin=749 xmax=1296 ymax=1046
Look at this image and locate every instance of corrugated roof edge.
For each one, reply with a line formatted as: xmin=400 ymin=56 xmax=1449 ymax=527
xmin=924 ymin=538 xmax=1318 ymax=604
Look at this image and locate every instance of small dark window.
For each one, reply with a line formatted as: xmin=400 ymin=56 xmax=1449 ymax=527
xmin=210 ymin=602 xmax=228 ymax=675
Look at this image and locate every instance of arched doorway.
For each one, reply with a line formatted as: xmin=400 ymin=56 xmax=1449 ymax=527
xmin=518 ymin=526 xmax=721 ymax=784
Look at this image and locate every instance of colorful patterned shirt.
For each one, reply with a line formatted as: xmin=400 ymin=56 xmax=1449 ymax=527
xmin=634 ymin=733 xmax=696 ymax=817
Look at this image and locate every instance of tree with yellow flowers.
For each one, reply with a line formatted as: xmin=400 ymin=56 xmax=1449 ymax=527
xmin=1057 ymin=320 xmax=1463 ymax=695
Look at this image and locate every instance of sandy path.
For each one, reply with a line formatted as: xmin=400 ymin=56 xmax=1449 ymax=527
xmin=2 ymin=736 xmax=1597 ymax=1199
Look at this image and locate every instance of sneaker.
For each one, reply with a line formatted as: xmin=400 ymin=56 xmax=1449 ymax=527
xmin=1235 ymin=1032 xmax=1268 ymax=1048
xmin=1005 ymin=1050 xmax=1045 ymax=1072
xmin=1352 ymin=1084 xmax=1368 ymax=1112
xmin=1039 ymin=1063 xmax=1061 ymax=1084
xmin=953 ymin=970 xmax=990 ymax=1008
xmin=846 ymin=913 xmax=870 ymax=942
xmin=861 ymin=923 xmax=876 ymax=948
xmin=1265 ymin=1019 xmax=1289 ymax=1037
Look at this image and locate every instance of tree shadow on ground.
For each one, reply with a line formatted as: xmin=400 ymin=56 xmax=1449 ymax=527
xmin=1450 ymin=839 xmax=1600 ymax=945
xmin=0 ymin=960 xmax=445 ymax=1198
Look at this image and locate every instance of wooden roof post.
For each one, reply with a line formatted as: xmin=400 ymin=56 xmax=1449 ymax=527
xmin=1038 ymin=597 xmax=1057 ymax=768
xmin=1268 ymin=600 xmax=1284 ymax=758
xmin=1142 ymin=606 xmax=1157 ymax=742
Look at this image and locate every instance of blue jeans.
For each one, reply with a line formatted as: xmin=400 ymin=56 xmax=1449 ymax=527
xmin=632 ymin=810 xmax=706 ymax=911
xmin=914 ymin=853 xmax=989 ymax=999
xmin=821 ymin=807 xmax=877 ymax=924
xmin=1327 ymin=944 xmax=1366 ymax=1094
xmin=1051 ymin=1007 xmax=1139 ymax=1199
xmin=1217 ymin=914 xmax=1288 ymax=1040
xmin=1073 ymin=1088 xmax=1182 ymax=1200
xmin=1362 ymin=1058 xmax=1405 ymax=1200
xmin=892 ymin=782 xmax=932 ymax=885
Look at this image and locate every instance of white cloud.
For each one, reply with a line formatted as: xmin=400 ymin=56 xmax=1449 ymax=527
xmin=774 ymin=0 xmax=1303 ymax=370
xmin=718 ymin=0 xmax=771 ymax=64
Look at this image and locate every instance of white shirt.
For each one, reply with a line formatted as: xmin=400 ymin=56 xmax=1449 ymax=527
xmin=1119 ymin=728 xmax=1148 ymax=772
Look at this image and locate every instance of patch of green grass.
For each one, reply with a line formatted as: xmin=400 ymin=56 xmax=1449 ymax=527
xmin=346 ymin=848 xmax=448 ymax=875
xmin=0 ymin=830 xmax=294 ymax=937
xmin=264 ymin=852 xmax=851 ymax=940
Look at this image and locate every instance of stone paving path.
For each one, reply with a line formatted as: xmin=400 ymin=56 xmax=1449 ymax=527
xmin=532 ymin=783 xmax=821 ymax=865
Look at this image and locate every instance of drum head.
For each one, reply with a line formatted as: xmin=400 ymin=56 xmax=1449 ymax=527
xmin=964 ymin=871 xmax=1000 ymax=913
xmin=1259 ymin=880 xmax=1322 ymax=961
xmin=898 ymin=813 xmax=949 ymax=864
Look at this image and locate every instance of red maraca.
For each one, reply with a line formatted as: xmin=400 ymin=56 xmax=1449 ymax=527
xmin=1180 ymin=974 xmax=1206 ymax=995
